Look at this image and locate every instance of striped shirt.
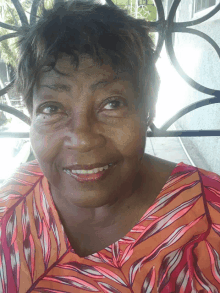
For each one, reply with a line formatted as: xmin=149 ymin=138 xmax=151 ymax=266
xmin=0 ymin=160 xmax=220 ymax=292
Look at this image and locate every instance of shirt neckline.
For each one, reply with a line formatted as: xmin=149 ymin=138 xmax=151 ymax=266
xmin=46 ymin=162 xmax=185 ymax=259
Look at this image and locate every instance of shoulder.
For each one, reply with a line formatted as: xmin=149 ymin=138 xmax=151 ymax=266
xmin=167 ymin=164 xmax=220 ymax=290
xmin=194 ymin=165 xmax=220 ymax=223
xmin=163 ymin=161 xmax=220 ymax=203
xmin=141 ymin=157 xmax=220 ymax=291
xmin=146 ymin=154 xmax=220 ymax=217
xmin=168 ymin=161 xmax=220 ymax=203
xmin=163 ymin=162 xmax=220 ymax=234
xmin=0 ymin=160 xmax=44 ymax=219
xmin=0 ymin=160 xmax=51 ymax=291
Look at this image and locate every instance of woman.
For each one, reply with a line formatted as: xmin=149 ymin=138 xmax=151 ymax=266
xmin=1 ymin=1 xmax=220 ymax=292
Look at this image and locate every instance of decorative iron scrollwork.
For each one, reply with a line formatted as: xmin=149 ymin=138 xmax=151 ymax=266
xmin=0 ymin=0 xmax=219 ymax=137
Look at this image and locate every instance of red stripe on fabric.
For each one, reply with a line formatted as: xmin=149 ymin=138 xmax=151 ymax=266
xmin=1 ymin=209 xmax=17 ymax=293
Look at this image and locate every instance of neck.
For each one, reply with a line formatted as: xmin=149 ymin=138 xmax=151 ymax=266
xmin=49 ymin=165 xmax=146 ymax=230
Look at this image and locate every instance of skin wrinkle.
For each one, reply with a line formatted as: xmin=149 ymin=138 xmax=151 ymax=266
xmin=31 ymin=55 xmax=146 ymax=208
xmin=10 ymin=1 xmax=173 ymax=257
xmin=30 ymin=55 xmax=175 ymax=256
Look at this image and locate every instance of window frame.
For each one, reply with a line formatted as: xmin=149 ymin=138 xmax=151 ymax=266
xmin=194 ymin=0 xmax=216 ymax=13
xmin=192 ymin=0 xmax=220 ymax=21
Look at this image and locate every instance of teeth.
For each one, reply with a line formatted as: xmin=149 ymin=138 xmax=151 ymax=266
xmin=65 ymin=170 xmax=71 ymax=176
xmin=65 ymin=164 xmax=112 ymax=175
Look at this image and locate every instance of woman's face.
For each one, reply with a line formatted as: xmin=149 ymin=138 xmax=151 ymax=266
xmin=30 ymin=55 xmax=148 ymax=208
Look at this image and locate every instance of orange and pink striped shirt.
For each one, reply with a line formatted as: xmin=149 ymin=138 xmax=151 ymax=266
xmin=1 ymin=160 xmax=220 ymax=292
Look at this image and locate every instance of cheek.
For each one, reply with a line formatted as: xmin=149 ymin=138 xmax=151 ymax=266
xmin=111 ymin=119 xmax=146 ymax=156
xmin=30 ymin=123 xmax=63 ymax=163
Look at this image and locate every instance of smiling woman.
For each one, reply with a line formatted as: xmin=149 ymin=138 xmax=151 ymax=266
xmin=1 ymin=1 xmax=220 ymax=292
xmin=31 ymin=56 xmax=149 ymax=210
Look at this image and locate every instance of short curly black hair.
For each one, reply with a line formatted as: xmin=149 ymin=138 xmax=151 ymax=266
xmin=13 ymin=0 xmax=160 ymax=124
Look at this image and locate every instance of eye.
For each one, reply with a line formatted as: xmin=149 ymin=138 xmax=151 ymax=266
xmin=37 ymin=102 xmax=66 ymax=115
xmin=103 ymin=98 xmax=126 ymax=110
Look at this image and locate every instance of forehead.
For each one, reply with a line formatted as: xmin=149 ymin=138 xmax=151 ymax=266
xmin=38 ymin=55 xmax=134 ymax=85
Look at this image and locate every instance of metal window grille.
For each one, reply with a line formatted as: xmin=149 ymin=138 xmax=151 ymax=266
xmin=0 ymin=0 xmax=219 ymax=139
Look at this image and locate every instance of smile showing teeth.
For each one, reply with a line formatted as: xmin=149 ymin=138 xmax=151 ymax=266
xmin=64 ymin=164 xmax=111 ymax=175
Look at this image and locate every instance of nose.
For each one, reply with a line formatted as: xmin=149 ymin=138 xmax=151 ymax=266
xmin=64 ymin=119 xmax=106 ymax=153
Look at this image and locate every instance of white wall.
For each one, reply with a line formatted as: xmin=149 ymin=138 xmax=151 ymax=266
xmin=159 ymin=0 xmax=220 ymax=173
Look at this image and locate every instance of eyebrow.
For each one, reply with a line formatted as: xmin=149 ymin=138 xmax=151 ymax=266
xmin=40 ymin=83 xmax=72 ymax=92
xmin=90 ymin=80 xmax=114 ymax=91
xmin=40 ymin=79 xmax=118 ymax=93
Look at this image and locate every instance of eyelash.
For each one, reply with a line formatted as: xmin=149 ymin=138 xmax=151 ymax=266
xmin=37 ymin=97 xmax=126 ymax=116
xmin=37 ymin=102 xmax=66 ymax=115
xmin=101 ymin=97 xmax=127 ymax=111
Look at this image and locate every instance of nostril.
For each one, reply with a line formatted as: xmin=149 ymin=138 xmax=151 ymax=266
xmin=64 ymin=132 xmax=106 ymax=151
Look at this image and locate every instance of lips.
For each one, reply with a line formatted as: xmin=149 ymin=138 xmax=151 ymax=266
xmin=63 ymin=162 xmax=116 ymax=183
xmin=63 ymin=162 xmax=114 ymax=171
